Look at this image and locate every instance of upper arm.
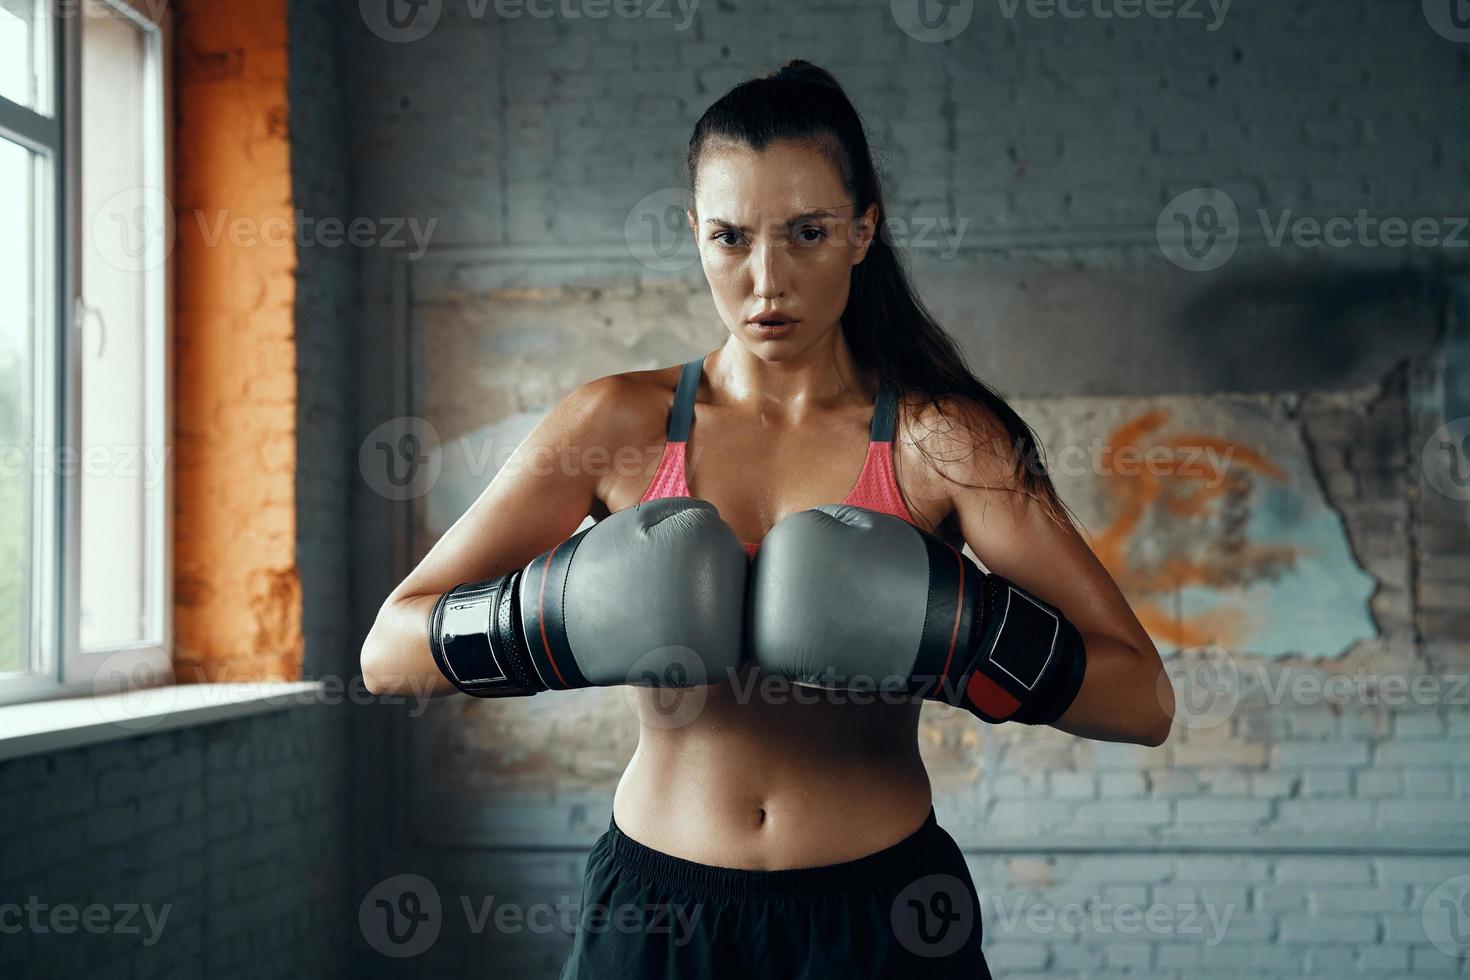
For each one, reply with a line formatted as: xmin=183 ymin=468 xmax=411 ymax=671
xmin=915 ymin=398 xmax=1158 ymax=659
xmin=386 ymin=374 xmax=649 ymax=604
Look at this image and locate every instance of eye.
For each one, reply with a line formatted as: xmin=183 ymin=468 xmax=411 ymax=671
xmin=796 ymin=226 xmax=827 ymax=244
xmin=712 ymin=230 xmax=742 ymax=247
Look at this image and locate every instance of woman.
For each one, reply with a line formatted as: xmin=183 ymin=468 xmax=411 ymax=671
xmin=362 ymin=60 xmax=1172 ymax=979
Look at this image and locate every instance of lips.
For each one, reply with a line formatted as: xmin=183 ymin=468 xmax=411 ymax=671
xmin=749 ymin=313 xmax=796 ymax=326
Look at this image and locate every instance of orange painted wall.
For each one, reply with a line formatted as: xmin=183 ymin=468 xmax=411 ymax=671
xmin=172 ymin=0 xmax=301 ymax=682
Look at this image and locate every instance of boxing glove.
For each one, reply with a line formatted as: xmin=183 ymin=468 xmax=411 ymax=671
xmin=429 ymin=497 xmax=747 ymax=697
xmin=748 ymin=504 xmax=1087 ymax=725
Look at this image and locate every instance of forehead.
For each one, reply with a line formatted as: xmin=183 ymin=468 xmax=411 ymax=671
xmin=694 ymin=140 xmax=847 ymax=215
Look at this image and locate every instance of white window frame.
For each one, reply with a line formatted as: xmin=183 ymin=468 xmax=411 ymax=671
xmin=0 ymin=0 xmax=173 ymax=707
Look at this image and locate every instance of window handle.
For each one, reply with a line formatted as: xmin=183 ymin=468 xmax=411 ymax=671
xmin=74 ymin=296 xmax=106 ymax=359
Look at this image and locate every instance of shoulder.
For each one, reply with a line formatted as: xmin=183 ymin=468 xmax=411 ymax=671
xmin=894 ymin=391 xmax=1020 ymax=488
xmin=555 ymin=363 xmax=685 ymax=447
xmin=884 ymin=390 xmax=1014 ymax=538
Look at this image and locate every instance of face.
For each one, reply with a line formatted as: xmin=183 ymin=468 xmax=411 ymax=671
xmin=688 ymin=140 xmax=879 ymax=356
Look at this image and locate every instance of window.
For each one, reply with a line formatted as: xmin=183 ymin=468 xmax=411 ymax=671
xmin=0 ymin=0 xmax=170 ymax=705
xmin=0 ymin=0 xmax=52 ymax=114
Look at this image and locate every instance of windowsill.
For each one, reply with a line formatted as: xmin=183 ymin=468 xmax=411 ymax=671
xmin=0 ymin=681 xmax=326 ymax=763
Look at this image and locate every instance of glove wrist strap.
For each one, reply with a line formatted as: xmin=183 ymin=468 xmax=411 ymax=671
xmin=428 ymin=572 xmax=543 ymax=697
xmin=958 ymin=574 xmax=1088 ymax=726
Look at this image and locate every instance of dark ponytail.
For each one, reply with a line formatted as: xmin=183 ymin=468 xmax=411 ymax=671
xmin=686 ymin=59 xmax=1077 ymax=530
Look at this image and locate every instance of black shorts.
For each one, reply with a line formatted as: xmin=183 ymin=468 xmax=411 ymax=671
xmin=558 ymin=807 xmax=993 ymax=979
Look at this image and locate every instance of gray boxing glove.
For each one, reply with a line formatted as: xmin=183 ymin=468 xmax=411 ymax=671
xmin=430 ymin=497 xmax=748 ymax=697
xmin=749 ymin=504 xmax=1087 ymax=725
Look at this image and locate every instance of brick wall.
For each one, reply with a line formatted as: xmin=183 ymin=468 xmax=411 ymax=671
xmin=289 ymin=0 xmax=359 ymax=686
xmin=286 ymin=0 xmax=358 ymax=973
xmin=336 ymin=2 xmax=1470 ymax=977
xmin=173 ymin=0 xmax=303 ymax=683
xmin=0 ymin=707 xmax=348 ymax=979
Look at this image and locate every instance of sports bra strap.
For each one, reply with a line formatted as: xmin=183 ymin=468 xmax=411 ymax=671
xmin=668 ymin=357 xmax=897 ymax=444
xmin=869 ymin=379 xmax=897 ymax=442
xmin=667 ymin=358 xmax=702 ymax=441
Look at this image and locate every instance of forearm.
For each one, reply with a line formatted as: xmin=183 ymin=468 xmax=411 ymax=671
xmin=361 ymin=499 xmax=749 ymax=701
xmin=1050 ymin=633 xmax=1173 ymax=746
xmin=360 ymin=592 xmax=458 ymax=699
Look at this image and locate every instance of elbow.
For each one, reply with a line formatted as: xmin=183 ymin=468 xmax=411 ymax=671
xmin=1138 ymin=654 xmax=1175 ymax=747
xmin=359 ymin=612 xmax=398 ymax=696
xmin=361 ymin=665 xmax=388 ymax=697
xmin=360 ymin=592 xmax=447 ymax=699
xmin=1138 ymin=717 xmax=1172 ymax=748
xmin=359 ymin=638 xmax=388 ymax=696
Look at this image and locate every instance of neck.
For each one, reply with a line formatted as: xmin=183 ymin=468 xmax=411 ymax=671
xmin=709 ymin=331 xmax=876 ymax=424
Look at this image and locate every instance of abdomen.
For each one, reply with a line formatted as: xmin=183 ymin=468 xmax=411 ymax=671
xmin=613 ymin=665 xmax=934 ymax=869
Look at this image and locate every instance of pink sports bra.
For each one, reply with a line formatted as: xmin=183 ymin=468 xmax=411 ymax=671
xmin=638 ymin=358 xmax=918 ymax=560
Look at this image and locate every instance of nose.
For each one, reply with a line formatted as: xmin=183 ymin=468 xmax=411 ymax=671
xmin=750 ymin=239 xmax=787 ymax=299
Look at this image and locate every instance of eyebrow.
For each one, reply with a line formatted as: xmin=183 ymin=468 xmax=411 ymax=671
xmin=703 ymin=208 xmax=847 ymax=232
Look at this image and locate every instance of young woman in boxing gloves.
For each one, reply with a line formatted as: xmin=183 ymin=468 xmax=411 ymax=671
xmin=361 ymin=60 xmax=1173 ymax=979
